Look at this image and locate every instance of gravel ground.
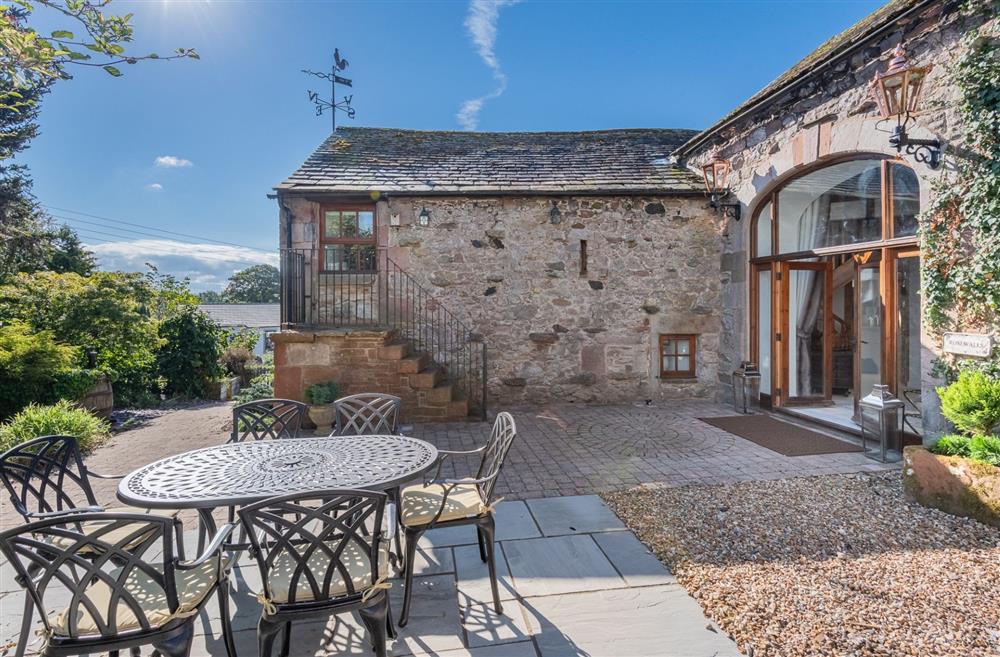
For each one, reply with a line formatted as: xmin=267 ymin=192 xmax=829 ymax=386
xmin=603 ymin=472 xmax=1000 ymax=657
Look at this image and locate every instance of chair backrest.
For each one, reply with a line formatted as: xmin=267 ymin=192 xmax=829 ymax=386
xmin=0 ymin=435 xmax=99 ymax=521
xmin=475 ymin=412 xmax=517 ymax=504
xmin=0 ymin=512 xmax=179 ymax=640
xmin=238 ymin=490 xmax=386 ymax=606
xmin=332 ymin=393 xmax=401 ymax=436
xmin=230 ymin=399 xmax=308 ymax=442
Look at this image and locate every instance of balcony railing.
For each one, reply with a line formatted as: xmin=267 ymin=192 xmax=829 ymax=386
xmin=280 ymin=248 xmax=486 ymax=418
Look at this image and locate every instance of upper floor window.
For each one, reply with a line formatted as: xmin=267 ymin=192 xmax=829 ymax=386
xmin=752 ymin=158 xmax=919 ymax=259
xmin=321 ymin=206 xmax=375 ymax=272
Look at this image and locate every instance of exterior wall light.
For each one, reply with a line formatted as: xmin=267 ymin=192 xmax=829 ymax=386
xmin=868 ymin=43 xmax=941 ymax=169
xmin=417 ymin=207 xmax=430 ymax=227
xmin=549 ymin=201 xmax=562 ymax=225
xmin=859 ymin=384 xmax=905 ymax=463
xmin=701 ymin=148 xmax=741 ymax=221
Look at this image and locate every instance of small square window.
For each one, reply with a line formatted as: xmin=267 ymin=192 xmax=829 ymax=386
xmin=660 ymin=334 xmax=696 ymax=378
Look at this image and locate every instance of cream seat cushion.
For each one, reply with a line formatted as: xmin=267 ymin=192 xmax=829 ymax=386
xmin=400 ymin=481 xmax=486 ymax=527
xmin=50 ymin=556 xmax=227 ymax=636
xmin=40 ymin=507 xmax=178 ymax=552
xmin=266 ymin=540 xmax=389 ymax=604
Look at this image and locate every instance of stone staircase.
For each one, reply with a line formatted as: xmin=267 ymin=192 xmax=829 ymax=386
xmin=376 ymin=336 xmax=471 ymax=422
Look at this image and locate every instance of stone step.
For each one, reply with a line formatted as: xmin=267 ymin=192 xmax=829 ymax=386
xmin=398 ymin=352 xmax=431 ymax=374
xmin=377 ymin=340 xmax=411 ymax=361
xmin=409 ymin=365 xmax=445 ymax=390
xmin=447 ymin=398 xmax=470 ymax=419
xmin=423 ymin=381 xmax=455 ymax=404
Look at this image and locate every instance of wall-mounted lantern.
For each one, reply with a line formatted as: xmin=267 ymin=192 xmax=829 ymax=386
xmin=701 ymin=148 xmax=741 ymax=221
xmin=731 ymin=361 xmax=761 ymax=414
xmin=868 ymin=43 xmax=941 ymax=169
xmin=417 ymin=206 xmax=431 ymax=227
xmin=859 ymin=384 xmax=905 ymax=463
xmin=549 ymin=201 xmax=562 ymax=225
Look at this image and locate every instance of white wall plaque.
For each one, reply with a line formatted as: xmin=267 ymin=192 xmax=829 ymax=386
xmin=943 ymin=332 xmax=993 ymax=358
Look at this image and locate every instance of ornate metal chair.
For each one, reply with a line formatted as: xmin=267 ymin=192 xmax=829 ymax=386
xmin=397 ymin=412 xmax=516 ymax=627
xmin=0 ymin=512 xmax=236 ymax=657
xmin=331 ymin=393 xmax=405 ymax=436
xmin=229 ymin=399 xmax=308 ymax=443
xmin=237 ymin=490 xmax=396 ymax=657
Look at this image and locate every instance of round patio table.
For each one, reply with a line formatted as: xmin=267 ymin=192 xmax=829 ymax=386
xmin=117 ymin=435 xmax=438 ymax=541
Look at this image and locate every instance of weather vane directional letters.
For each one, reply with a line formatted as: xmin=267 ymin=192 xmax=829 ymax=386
xmin=303 ymin=48 xmax=356 ymax=131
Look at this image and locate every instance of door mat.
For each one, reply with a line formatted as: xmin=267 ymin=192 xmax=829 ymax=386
xmin=699 ymin=415 xmax=864 ymax=457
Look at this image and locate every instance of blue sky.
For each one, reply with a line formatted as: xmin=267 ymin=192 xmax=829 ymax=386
xmin=22 ymin=0 xmax=884 ymax=292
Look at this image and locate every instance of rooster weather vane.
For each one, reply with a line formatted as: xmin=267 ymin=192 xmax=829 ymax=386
xmin=302 ymin=48 xmax=356 ymax=131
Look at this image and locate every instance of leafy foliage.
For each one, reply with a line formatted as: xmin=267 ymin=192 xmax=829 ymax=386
xmin=197 ymin=290 xmax=225 ymax=303
xmin=0 ymin=270 xmax=161 ymax=406
xmin=920 ymin=9 xmax=1000 ymax=371
xmin=1 ymin=0 xmax=198 ymax=93
xmin=305 ymin=381 xmax=340 ymax=406
xmin=0 ymin=321 xmax=78 ymax=418
xmin=155 ymin=307 xmax=223 ymax=398
xmin=233 ymin=352 xmax=274 ymax=403
xmin=930 ymin=434 xmax=972 ymax=457
xmin=0 ymin=400 xmax=109 ymax=453
xmin=969 ymin=434 xmax=1000 ymax=467
xmin=224 ymin=264 xmax=280 ymax=303
xmin=937 ymin=371 xmax=1000 ymax=437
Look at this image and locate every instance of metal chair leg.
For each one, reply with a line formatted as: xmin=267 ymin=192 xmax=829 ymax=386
xmin=397 ymin=527 xmax=421 ymax=627
xmin=279 ymin=621 xmax=292 ymax=657
xmin=477 ymin=526 xmax=487 ymax=563
xmin=152 ymin=621 xmax=195 ymax=657
xmin=216 ymin=573 xmax=238 ymax=657
xmin=257 ymin=618 xmax=282 ymax=657
xmin=359 ymin=596 xmax=389 ymax=657
xmin=482 ymin=518 xmax=503 ymax=616
xmin=14 ymin=591 xmax=33 ymax=657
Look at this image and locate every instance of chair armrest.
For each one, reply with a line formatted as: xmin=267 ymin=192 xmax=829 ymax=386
xmin=437 ymin=446 xmax=486 ymax=456
xmin=425 ymin=445 xmax=487 ymax=483
xmin=27 ymin=506 xmax=104 ymax=519
xmin=87 ymin=470 xmax=125 ymax=480
xmin=177 ymin=523 xmax=236 ymax=570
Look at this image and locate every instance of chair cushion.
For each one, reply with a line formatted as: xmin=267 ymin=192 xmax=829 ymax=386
xmin=266 ymin=540 xmax=389 ymax=604
xmin=39 ymin=507 xmax=178 ymax=552
xmin=400 ymin=481 xmax=486 ymax=527
xmin=50 ymin=556 xmax=227 ymax=636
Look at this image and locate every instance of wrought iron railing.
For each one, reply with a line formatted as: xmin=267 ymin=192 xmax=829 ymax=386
xmin=280 ymin=248 xmax=486 ymax=419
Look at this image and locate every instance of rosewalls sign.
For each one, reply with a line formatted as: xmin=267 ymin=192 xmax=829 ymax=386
xmin=943 ymin=332 xmax=993 ymax=358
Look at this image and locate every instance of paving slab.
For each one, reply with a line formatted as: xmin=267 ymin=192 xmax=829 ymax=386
xmin=501 ymin=535 xmax=625 ymax=597
xmin=458 ymin=591 xmax=534 ymax=648
xmin=525 ymin=496 xmax=626 ymax=536
xmin=591 ymin=531 xmax=677 ymax=588
xmin=522 ymin=586 xmax=741 ymax=657
xmin=389 ymin=574 xmax=466 ymax=654
xmin=420 ymin=501 xmax=541 ymax=548
xmin=454 ymin=543 xmax=517 ymax=603
xmin=411 ymin=545 xmax=457 ymax=577
xmin=415 ymin=642 xmax=539 ymax=657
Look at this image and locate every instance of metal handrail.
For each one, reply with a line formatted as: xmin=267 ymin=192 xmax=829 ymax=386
xmin=279 ymin=247 xmax=487 ymax=419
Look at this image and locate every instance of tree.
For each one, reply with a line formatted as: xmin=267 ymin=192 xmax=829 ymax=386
xmin=1 ymin=1 xmax=198 ymax=96
xmin=155 ymin=306 xmax=222 ymax=398
xmin=224 ymin=264 xmax=280 ymax=303
xmin=197 ymin=290 xmax=225 ymax=303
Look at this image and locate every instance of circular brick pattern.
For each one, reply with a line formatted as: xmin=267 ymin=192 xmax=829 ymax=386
xmin=573 ymin=407 xmax=735 ymax=457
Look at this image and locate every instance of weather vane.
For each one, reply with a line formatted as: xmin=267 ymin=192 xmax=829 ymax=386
xmin=302 ymin=48 xmax=356 ymax=131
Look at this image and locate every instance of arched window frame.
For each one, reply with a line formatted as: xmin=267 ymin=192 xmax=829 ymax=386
xmin=749 ymin=155 xmax=920 ymax=263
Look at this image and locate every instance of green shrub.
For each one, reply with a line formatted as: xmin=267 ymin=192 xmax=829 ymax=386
xmin=221 ymin=346 xmax=254 ymax=379
xmin=305 ymin=381 xmax=340 ymax=406
xmin=969 ymin=435 xmax=1000 ymax=467
xmin=52 ymin=368 xmax=104 ymax=404
xmin=0 ymin=322 xmax=81 ymax=419
xmin=155 ymin=307 xmax=223 ymax=398
xmin=0 ymin=400 xmax=110 ymax=454
xmin=937 ymin=371 xmax=1000 ymax=437
xmin=930 ymin=434 xmax=972 ymax=457
xmin=233 ymin=352 xmax=274 ymax=404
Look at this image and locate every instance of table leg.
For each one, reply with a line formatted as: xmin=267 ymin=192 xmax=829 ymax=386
xmin=196 ymin=508 xmax=217 ymax=554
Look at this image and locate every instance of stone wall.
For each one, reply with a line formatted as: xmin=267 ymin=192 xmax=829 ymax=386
xmin=681 ymin=1 xmax=998 ymax=438
xmin=281 ymin=194 xmax=722 ymax=407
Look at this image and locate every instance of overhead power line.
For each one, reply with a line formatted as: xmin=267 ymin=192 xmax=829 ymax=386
xmin=42 ymin=204 xmax=272 ymax=252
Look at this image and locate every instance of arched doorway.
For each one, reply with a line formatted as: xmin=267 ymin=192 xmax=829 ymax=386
xmin=749 ymin=156 xmax=922 ymax=436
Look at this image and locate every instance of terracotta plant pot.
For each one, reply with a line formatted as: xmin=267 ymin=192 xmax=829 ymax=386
xmin=308 ymin=404 xmax=336 ymax=436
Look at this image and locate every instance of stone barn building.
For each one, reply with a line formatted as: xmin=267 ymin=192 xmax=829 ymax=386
xmin=272 ymin=0 xmax=998 ymax=439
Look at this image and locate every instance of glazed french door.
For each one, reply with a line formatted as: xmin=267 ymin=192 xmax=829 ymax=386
xmin=853 ymin=252 xmax=882 ymax=419
xmin=778 ymin=261 xmax=833 ymax=404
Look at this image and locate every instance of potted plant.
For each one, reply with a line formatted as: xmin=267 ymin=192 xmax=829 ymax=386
xmin=305 ymin=381 xmax=340 ymax=435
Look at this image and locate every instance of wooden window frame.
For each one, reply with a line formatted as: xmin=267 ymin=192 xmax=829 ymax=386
xmin=319 ymin=203 xmax=377 ymax=272
xmin=659 ymin=334 xmax=697 ymax=379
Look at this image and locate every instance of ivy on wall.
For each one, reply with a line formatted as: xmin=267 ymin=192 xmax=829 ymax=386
xmin=920 ymin=1 xmax=1000 ymax=378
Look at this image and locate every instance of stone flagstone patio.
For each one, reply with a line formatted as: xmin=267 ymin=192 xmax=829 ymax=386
xmin=1 ymin=495 xmax=741 ymax=657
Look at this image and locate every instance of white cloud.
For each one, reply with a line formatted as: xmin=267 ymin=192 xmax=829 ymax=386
xmin=457 ymin=0 xmax=519 ymax=131
xmin=154 ymin=155 xmax=193 ymax=168
xmin=144 ymin=183 xmax=163 ymax=191
xmin=84 ymin=239 xmax=278 ymax=293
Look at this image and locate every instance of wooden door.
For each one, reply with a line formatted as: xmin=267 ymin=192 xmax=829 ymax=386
xmin=779 ymin=261 xmax=833 ymax=404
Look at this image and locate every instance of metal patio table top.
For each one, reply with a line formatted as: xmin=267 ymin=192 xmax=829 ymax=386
xmin=117 ymin=435 xmax=439 ymax=510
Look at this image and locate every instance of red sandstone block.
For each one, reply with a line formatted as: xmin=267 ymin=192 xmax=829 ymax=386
xmin=377 ymin=341 xmax=411 ymax=360
xmin=409 ymin=366 xmax=444 ymax=390
xmin=398 ymin=352 xmax=431 ymax=374
xmin=425 ymin=383 xmax=454 ymax=404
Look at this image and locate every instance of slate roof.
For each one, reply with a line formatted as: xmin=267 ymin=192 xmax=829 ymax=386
xmin=276 ymin=127 xmax=703 ymax=195
xmin=677 ymin=0 xmax=929 ymax=156
xmin=199 ymin=304 xmax=280 ymax=329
